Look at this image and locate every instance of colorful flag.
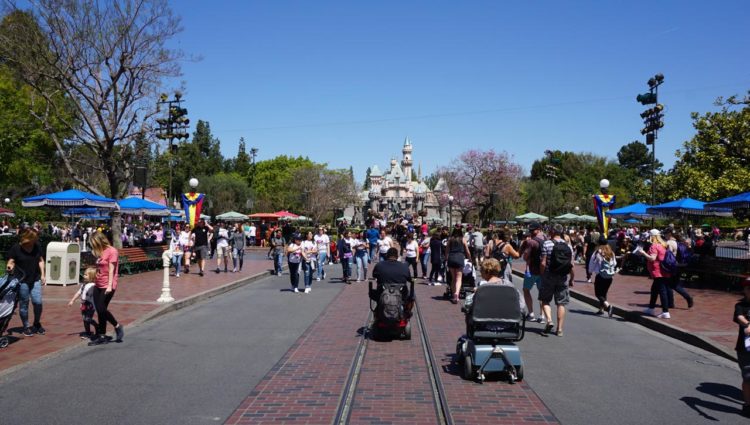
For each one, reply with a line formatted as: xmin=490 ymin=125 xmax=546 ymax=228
xmin=182 ymin=192 xmax=204 ymax=229
xmin=593 ymin=194 xmax=616 ymax=235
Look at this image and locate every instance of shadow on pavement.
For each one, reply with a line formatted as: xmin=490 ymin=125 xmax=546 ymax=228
xmin=680 ymin=382 xmax=745 ymax=421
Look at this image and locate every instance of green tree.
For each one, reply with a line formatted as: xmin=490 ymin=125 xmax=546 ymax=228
xmin=523 ymin=179 xmax=563 ymax=218
xmin=234 ymin=137 xmax=252 ymax=177
xmin=667 ymin=92 xmax=750 ymax=200
xmin=362 ymin=167 xmax=372 ymax=191
xmin=252 ymin=155 xmax=315 ymax=212
xmin=197 ymin=172 xmax=251 ymax=215
xmin=617 ymin=141 xmax=663 ymax=180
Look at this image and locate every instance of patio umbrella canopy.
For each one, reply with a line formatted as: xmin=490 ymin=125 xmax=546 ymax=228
xmin=0 ymin=207 xmax=15 ymax=217
xmin=216 ymin=211 xmax=249 ymax=222
xmin=249 ymin=212 xmax=281 ymax=220
xmin=606 ymin=202 xmax=651 ymax=218
xmin=554 ymin=213 xmax=581 ymax=222
xmin=274 ymin=210 xmax=300 ymax=219
xmin=117 ymin=197 xmax=170 ymax=216
xmin=705 ymin=192 xmax=750 ymax=211
xmin=515 ymin=212 xmax=548 ymax=222
xmin=647 ymin=198 xmax=731 ymax=217
xmin=23 ymin=189 xmax=117 ymax=209
xmin=577 ymin=214 xmax=599 ymax=223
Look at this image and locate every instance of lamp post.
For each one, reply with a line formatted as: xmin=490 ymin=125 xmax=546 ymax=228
xmin=449 ymin=195 xmax=455 ymax=227
xmin=156 ymin=92 xmax=190 ymax=204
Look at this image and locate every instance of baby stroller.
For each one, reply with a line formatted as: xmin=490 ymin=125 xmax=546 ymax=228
xmin=369 ymin=279 xmax=415 ymax=340
xmin=444 ymin=259 xmax=476 ymax=300
xmin=0 ymin=270 xmax=22 ymax=349
xmin=456 ymin=285 xmax=526 ymax=383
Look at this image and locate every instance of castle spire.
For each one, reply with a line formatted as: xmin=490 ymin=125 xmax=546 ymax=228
xmin=418 ymin=163 xmax=422 ymax=181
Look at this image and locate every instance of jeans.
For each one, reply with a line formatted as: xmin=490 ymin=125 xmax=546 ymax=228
xmin=429 ymin=261 xmax=443 ymax=281
xmin=317 ymin=253 xmax=328 ymax=279
xmin=341 ymin=256 xmax=352 ymax=280
xmin=355 ymin=253 xmax=368 ymax=281
xmin=302 ymin=261 xmax=313 ymax=288
xmin=420 ymin=252 xmax=430 ymax=277
xmin=380 ymin=253 xmax=387 ymax=262
xmin=405 ymin=257 xmax=418 ymax=278
xmin=288 ymin=262 xmax=300 ymax=289
xmin=18 ymin=281 xmax=43 ymax=329
xmin=233 ymin=248 xmax=244 ymax=271
xmin=92 ymin=286 xmax=118 ymax=335
xmin=369 ymin=245 xmax=378 ymax=263
xmin=273 ymin=253 xmax=283 ymax=274
xmin=172 ymin=254 xmax=183 ymax=275
xmin=668 ymin=275 xmax=692 ymax=305
xmin=648 ymin=277 xmax=672 ymax=312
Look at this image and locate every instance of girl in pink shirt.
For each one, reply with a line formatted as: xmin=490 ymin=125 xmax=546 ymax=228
xmin=637 ymin=230 xmax=672 ymax=319
xmin=88 ymin=232 xmax=124 ymax=345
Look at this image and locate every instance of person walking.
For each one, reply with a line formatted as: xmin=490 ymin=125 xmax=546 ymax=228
xmin=377 ymin=229 xmax=393 ymax=262
xmin=667 ymin=232 xmax=694 ymax=309
xmin=286 ymin=234 xmax=303 ymax=292
xmin=521 ymin=222 xmax=546 ymax=324
xmin=313 ymin=227 xmax=329 ymax=281
xmin=637 ymin=229 xmax=673 ymax=319
xmin=428 ymin=231 xmax=444 ymax=284
xmin=88 ymin=232 xmax=124 ymax=345
xmin=301 ymin=231 xmax=317 ymax=293
xmin=445 ymin=227 xmax=471 ymax=304
xmin=179 ymin=224 xmax=192 ymax=274
xmin=338 ymin=230 xmax=353 ymax=283
xmin=365 ymin=224 xmax=380 ymax=264
xmin=487 ymin=230 xmax=521 ymax=283
xmin=214 ymin=223 xmax=231 ymax=273
xmin=190 ymin=219 xmax=213 ymax=277
xmin=419 ymin=232 xmax=431 ymax=279
xmin=231 ymin=223 xmax=246 ymax=272
xmin=539 ymin=224 xmax=574 ymax=337
xmin=270 ymin=230 xmax=285 ymax=275
xmin=352 ymin=232 xmax=369 ymax=282
xmin=733 ymin=278 xmax=750 ymax=418
xmin=169 ymin=224 xmax=184 ymax=278
xmin=584 ymin=226 xmax=601 ymax=282
xmin=5 ymin=228 xmax=46 ymax=337
xmin=403 ymin=233 xmax=419 ymax=279
xmin=587 ymin=237 xmax=617 ymax=317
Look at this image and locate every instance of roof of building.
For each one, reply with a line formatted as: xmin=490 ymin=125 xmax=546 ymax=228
xmin=370 ymin=165 xmax=382 ymax=177
xmin=433 ymin=177 xmax=448 ymax=192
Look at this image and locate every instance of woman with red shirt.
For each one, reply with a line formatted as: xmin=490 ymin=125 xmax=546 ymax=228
xmin=637 ymin=229 xmax=673 ymax=319
xmin=88 ymin=232 xmax=124 ymax=346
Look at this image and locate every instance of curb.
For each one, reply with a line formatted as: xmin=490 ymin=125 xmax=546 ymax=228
xmin=0 ymin=267 xmax=278 ymax=381
xmin=511 ymin=269 xmax=738 ymax=362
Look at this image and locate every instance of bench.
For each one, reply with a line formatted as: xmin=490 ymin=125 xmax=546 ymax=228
xmin=119 ymin=245 xmax=168 ymax=275
xmin=680 ymin=255 xmax=750 ymax=291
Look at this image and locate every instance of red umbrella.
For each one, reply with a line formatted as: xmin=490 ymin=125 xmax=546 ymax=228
xmin=249 ymin=212 xmax=281 ymax=219
xmin=273 ymin=210 xmax=299 ymax=219
xmin=0 ymin=207 xmax=15 ymax=217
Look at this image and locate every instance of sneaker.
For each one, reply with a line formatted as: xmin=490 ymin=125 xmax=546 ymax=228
xmin=608 ymin=304 xmax=614 ymax=318
xmin=542 ymin=323 xmax=554 ymax=335
xmin=87 ymin=336 xmax=109 ymax=346
xmin=304 ymin=288 xmax=311 ymax=294
xmin=232 ymin=268 xmax=238 ymax=273
xmin=657 ymin=312 xmax=671 ymax=319
xmin=215 ymin=268 xmax=221 ymax=274
xmin=526 ymin=313 xmax=536 ymax=322
xmin=537 ymin=317 xmax=547 ymax=324
xmin=586 ymin=278 xmax=592 ymax=283
xmin=22 ymin=327 xmax=34 ymax=337
xmin=643 ymin=308 xmax=656 ymax=317
xmin=115 ymin=325 xmax=124 ymax=342
xmin=556 ymin=330 xmax=564 ymax=337
xmin=33 ymin=325 xmax=46 ymax=335
xmin=316 ymin=278 xmax=321 ymax=281
xmin=687 ymin=298 xmax=694 ymax=309
xmin=80 ymin=332 xmax=94 ymax=340
xmin=293 ymin=288 xmax=299 ymax=293
xmin=199 ymin=271 xmax=204 ymax=277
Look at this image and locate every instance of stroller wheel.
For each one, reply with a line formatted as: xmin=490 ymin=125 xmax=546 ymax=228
xmin=0 ymin=337 xmax=8 ymax=349
xmin=462 ymin=354 xmax=475 ymax=380
xmin=403 ymin=322 xmax=412 ymax=340
xmin=515 ymin=365 xmax=524 ymax=382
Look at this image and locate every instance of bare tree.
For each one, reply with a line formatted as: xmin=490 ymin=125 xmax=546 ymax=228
xmin=294 ymin=165 xmax=358 ymax=225
xmin=0 ymin=0 xmax=183 ymax=246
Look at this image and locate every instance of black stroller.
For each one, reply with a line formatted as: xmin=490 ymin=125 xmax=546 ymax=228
xmin=456 ymin=285 xmax=526 ymax=383
xmin=443 ymin=259 xmax=477 ymax=300
xmin=0 ymin=270 xmax=22 ymax=349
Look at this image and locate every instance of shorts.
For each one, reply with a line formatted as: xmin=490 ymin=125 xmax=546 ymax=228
xmin=216 ymin=244 xmax=231 ymax=257
xmin=194 ymin=245 xmax=209 ymax=260
xmin=539 ymin=273 xmax=570 ymax=305
xmin=739 ymin=350 xmax=750 ymax=382
xmin=523 ymin=274 xmax=542 ymax=290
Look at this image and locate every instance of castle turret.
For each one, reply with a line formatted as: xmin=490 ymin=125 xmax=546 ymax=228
xmin=402 ymin=137 xmax=413 ymax=181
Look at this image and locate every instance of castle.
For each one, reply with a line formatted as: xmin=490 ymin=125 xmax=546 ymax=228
xmin=345 ymin=138 xmax=451 ymax=224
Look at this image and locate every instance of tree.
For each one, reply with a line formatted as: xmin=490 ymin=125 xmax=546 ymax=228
xmin=362 ymin=167 xmax=372 ymax=191
xmin=0 ymin=0 xmax=183 ymax=247
xmin=423 ymin=172 xmax=440 ymax=191
xmin=294 ymin=165 xmax=358 ymax=224
xmin=234 ymin=137 xmax=252 ymax=177
xmin=523 ymin=179 xmax=563 ymax=218
xmin=617 ymin=141 xmax=663 ymax=180
xmin=251 ymin=155 xmax=315 ymax=212
xmin=197 ymin=172 xmax=251 ymax=216
xmin=666 ymin=91 xmax=750 ymax=200
xmin=438 ymin=149 xmax=523 ymax=225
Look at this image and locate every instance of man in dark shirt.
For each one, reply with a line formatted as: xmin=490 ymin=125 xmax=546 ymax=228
xmin=372 ymin=248 xmax=414 ymax=306
xmin=190 ymin=219 xmax=213 ymax=276
xmin=734 ymin=278 xmax=750 ymax=417
xmin=521 ymin=222 xmax=546 ymax=324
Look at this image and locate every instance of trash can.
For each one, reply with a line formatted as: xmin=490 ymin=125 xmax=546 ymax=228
xmin=46 ymin=242 xmax=81 ymax=286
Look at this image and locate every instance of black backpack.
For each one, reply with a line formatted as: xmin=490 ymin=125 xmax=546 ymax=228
xmin=492 ymin=242 xmax=509 ymax=271
xmin=549 ymin=240 xmax=573 ymax=275
xmin=379 ymin=285 xmax=404 ymax=322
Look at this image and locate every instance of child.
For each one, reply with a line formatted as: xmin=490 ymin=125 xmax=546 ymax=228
xmin=68 ymin=268 xmax=98 ymax=339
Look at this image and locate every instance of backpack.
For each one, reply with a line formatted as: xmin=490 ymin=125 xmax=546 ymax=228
xmin=598 ymin=255 xmax=617 ymax=279
xmin=676 ymin=243 xmax=692 ymax=265
xmin=468 ymin=232 xmax=476 ymax=249
xmin=549 ymin=240 xmax=573 ymax=275
xmin=378 ymin=285 xmax=404 ymax=323
xmin=492 ymin=242 xmax=509 ymax=272
xmin=660 ymin=248 xmax=678 ymax=275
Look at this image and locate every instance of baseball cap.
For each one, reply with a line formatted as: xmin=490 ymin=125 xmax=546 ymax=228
xmin=528 ymin=221 xmax=541 ymax=231
xmin=649 ymin=229 xmax=661 ymax=237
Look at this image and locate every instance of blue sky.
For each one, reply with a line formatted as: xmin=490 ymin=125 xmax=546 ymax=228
xmin=173 ymin=0 xmax=749 ymax=181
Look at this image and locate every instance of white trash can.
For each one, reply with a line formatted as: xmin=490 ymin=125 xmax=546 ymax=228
xmin=46 ymin=242 xmax=81 ymax=286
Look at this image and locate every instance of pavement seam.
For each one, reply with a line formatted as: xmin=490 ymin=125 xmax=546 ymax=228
xmin=510 ymin=269 xmax=738 ymax=362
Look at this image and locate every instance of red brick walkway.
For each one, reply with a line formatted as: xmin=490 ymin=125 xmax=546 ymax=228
xmin=0 ymin=251 xmax=274 ymax=373
xmin=512 ymin=262 xmax=742 ymax=357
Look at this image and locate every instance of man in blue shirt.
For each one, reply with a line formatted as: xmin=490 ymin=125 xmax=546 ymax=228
xmin=365 ymin=224 xmax=380 ymax=264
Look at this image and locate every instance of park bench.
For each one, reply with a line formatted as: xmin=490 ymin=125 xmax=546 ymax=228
xmin=118 ymin=245 xmax=168 ymax=275
xmin=680 ymin=254 xmax=750 ymax=291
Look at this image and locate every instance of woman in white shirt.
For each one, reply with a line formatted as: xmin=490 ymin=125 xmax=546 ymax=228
xmin=404 ymin=233 xmax=419 ymax=278
xmin=377 ymin=229 xmax=392 ymax=262
xmin=352 ymin=232 xmax=369 ymax=282
xmin=313 ymin=228 xmax=329 ymax=281
xmin=286 ymin=234 xmax=304 ymax=292
xmin=300 ymin=231 xmax=317 ymax=293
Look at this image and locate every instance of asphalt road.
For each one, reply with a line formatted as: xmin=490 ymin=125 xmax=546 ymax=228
xmin=518 ymin=283 xmax=746 ymax=424
xmin=0 ymin=270 xmax=345 ymax=425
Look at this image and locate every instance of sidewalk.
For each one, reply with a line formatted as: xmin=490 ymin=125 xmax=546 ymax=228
xmin=0 ymin=251 xmax=274 ymax=374
xmin=512 ymin=262 xmax=741 ymax=360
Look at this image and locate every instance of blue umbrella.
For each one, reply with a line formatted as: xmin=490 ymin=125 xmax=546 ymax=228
xmin=705 ymin=191 xmax=750 ymax=211
xmin=23 ymin=189 xmax=117 ymax=209
xmin=606 ymin=202 xmax=651 ymax=217
xmin=117 ymin=197 xmax=170 ymax=216
xmin=647 ymin=198 xmax=731 ymax=217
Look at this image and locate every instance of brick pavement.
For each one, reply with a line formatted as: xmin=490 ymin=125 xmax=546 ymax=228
xmin=225 ymin=281 xmax=372 ymax=425
xmin=0 ymin=251 xmax=275 ymax=373
xmin=418 ymin=284 xmax=559 ymax=425
xmin=512 ymin=262 xmax=742 ymax=357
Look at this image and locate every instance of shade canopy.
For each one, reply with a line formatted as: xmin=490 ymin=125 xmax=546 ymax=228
xmin=554 ymin=213 xmax=581 ymax=222
xmin=162 ymin=209 xmax=185 ymax=222
xmin=647 ymin=198 xmax=731 ymax=216
xmin=274 ymin=210 xmax=299 ymax=218
xmin=23 ymin=189 xmax=117 ymax=209
xmin=705 ymin=192 xmax=750 ymax=211
xmin=249 ymin=212 xmax=281 ymax=219
xmin=216 ymin=211 xmax=249 ymax=222
xmin=606 ymin=202 xmax=651 ymax=218
xmin=577 ymin=214 xmax=599 ymax=223
xmin=514 ymin=212 xmax=548 ymax=222
xmin=117 ymin=197 xmax=170 ymax=216
xmin=0 ymin=207 xmax=15 ymax=217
